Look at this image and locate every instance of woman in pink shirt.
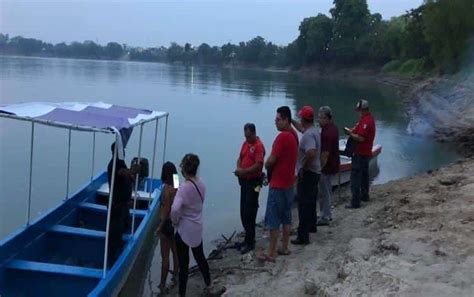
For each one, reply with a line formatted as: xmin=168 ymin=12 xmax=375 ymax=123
xmin=171 ymin=153 xmax=211 ymax=297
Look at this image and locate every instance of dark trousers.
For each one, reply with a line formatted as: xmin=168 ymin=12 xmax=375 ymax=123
xmin=107 ymin=202 xmax=129 ymax=267
xmin=296 ymin=171 xmax=320 ymax=242
xmin=239 ymin=178 xmax=260 ymax=246
xmin=175 ymin=232 xmax=211 ymax=296
xmin=350 ymin=154 xmax=370 ymax=207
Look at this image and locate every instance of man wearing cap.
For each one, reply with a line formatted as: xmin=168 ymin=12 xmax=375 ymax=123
xmin=317 ymin=106 xmax=340 ymax=226
xmin=234 ymin=123 xmax=266 ymax=254
xmin=344 ymin=99 xmax=376 ymax=209
xmin=291 ymin=105 xmax=321 ymax=245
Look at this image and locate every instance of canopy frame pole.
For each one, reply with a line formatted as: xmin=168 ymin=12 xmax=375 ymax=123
xmin=162 ymin=114 xmax=169 ymax=167
xmin=148 ymin=118 xmax=159 ymax=209
xmin=91 ymin=132 xmax=96 ymax=180
xmin=131 ymin=124 xmax=144 ymax=234
xmin=103 ymin=133 xmax=119 ymax=278
xmin=26 ymin=122 xmax=35 ymax=226
xmin=66 ymin=129 xmax=72 ymax=199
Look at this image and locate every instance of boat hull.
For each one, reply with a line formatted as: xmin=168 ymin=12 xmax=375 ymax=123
xmin=0 ymin=172 xmax=162 ymax=297
xmin=330 ymin=140 xmax=382 ymax=187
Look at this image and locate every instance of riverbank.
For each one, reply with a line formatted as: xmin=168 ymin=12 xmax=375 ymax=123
xmin=177 ymin=156 xmax=473 ymax=297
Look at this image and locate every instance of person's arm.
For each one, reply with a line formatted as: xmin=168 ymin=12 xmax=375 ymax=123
xmin=302 ymin=149 xmax=317 ymax=171
xmin=156 ymin=186 xmax=172 ymax=234
xmin=320 ymin=151 xmax=329 ymax=170
xmin=349 ymin=132 xmax=365 ymax=142
xmin=236 ymin=161 xmax=263 ymax=177
xmin=117 ymin=161 xmax=141 ymax=180
xmin=170 ymin=185 xmax=185 ymax=225
xmin=265 ymin=154 xmax=277 ymax=171
xmin=291 ymin=119 xmax=303 ymax=133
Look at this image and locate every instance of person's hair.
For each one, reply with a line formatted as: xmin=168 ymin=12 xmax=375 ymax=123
xmin=161 ymin=161 xmax=177 ymax=186
xmin=244 ymin=123 xmax=256 ymax=134
xmin=181 ymin=153 xmax=200 ymax=176
xmin=319 ymin=106 xmax=333 ymax=120
xmin=276 ymin=106 xmax=292 ymax=123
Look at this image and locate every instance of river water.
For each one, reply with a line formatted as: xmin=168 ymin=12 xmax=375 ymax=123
xmin=0 ymin=56 xmax=459 ymax=295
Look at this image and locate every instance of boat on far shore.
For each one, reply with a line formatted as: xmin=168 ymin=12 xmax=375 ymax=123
xmin=331 ymin=139 xmax=382 ymax=187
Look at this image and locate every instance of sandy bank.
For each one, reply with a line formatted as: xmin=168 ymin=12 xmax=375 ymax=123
xmin=176 ymin=157 xmax=474 ymax=297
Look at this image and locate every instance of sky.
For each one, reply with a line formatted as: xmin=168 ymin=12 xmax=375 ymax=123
xmin=0 ymin=0 xmax=422 ymax=48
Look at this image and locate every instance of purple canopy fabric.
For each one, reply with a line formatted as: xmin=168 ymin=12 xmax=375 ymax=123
xmin=0 ymin=102 xmax=168 ymax=159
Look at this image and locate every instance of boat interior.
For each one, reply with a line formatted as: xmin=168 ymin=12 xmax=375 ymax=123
xmin=0 ymin=173 xmax=161 ymax=297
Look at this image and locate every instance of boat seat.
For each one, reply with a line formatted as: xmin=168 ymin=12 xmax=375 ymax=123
xmin=78 ymin=202 xmax=147 ymax=217
xmin=96 ymin=183 xmax=154 ymax=201
xmin=49 ymin=225 xmax=132 ymax=241
xmin=4 ymin=259 xmax=102 ymax=279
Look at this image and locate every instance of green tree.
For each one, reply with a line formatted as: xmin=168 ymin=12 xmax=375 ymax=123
xmin=167 ymin=42 xmax=184 ymax=63
xmin=105 ymin=42 xmax=123 ymax=59
xmin=330 ymin=0 xmax=371 ymax=64
xmin=297 ymin=14 xmax=334 ymax=64
xmin=423 ymin=0 xmax=474 ymax=73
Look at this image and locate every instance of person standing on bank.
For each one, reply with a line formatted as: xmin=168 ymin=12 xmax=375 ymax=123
xmin=171 ymin=154 xmax=211 ymax=297
xmin=291 ymin=106 xmax=321 ymax=245
xmin=259 ymin=106 xmax=298 ymax=262
xmin=344 ymin=99 xmax=376 ymax=209
xmin=155 ymin=162 xmax=179 ymax=292
xmin=317 ymin=106 xmax=340 ymax=226
xmin=234 ymin=123 xmax=266 ymax=255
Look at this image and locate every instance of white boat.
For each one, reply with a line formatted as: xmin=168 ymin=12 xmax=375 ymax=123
xmin=330 ymin=139 xmax=382 ymax=187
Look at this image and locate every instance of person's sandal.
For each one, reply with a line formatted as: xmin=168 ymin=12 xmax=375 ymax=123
xmin=257 ymin=253 xmax=276 ymax=263
xmin=277 ymin=249 xmax=291 ymax=256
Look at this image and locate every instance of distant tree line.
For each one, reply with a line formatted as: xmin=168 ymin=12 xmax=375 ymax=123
xmin=1 ymin=0 xmax=472 ymax=74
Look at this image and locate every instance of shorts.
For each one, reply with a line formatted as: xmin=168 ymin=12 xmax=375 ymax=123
xmin=264 ymin=187 xmax=294 ymax=230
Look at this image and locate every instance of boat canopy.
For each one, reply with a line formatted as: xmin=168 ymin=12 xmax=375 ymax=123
xmin=0 ymin=102 xmax=168 ymax=159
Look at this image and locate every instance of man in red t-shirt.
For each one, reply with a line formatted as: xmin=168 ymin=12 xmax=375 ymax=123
xmin=258 ymin=106 xmax=298 ymax=262
xmin=344 ymin=99 xmax=376 ymax=209
xmin=234 ymin=123 xmax=266 ymax=254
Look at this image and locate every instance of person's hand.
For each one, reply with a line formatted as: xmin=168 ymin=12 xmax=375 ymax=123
xmin=131 ymin=162 xmax=141 ymax=175
xmin=155 ymin=226 xmax=162 ymax=236
xmin=298 ymin=169 xmax=305 ymax=179
xmin=343 ymin=127 xmax=352 ymax=135
xmin=234 ymin=168 xmax=245 ymax=177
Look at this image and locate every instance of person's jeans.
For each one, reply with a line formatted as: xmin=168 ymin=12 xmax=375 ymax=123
xmin=350 ymin=154 xmax=370 ymax=207
xmin=296 ymin=171 xmax=320 ymax=242
xmin=239 ymin=178 xmax=260 ymax=246
xmin=318 ymin=174 xmax=333 ymax=221
xmin=175 ymin=232 xmax=211 ymax=297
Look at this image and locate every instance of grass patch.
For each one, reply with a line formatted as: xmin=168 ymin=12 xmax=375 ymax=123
xmin=382 ymin=60 xmax=403 ymax=73
xmin=381 ymin=58 xmax=428 ymax=76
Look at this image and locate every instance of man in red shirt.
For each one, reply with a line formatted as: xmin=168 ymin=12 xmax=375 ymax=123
xmin=234 ymin=123 xmax=266 ymax=254
xmin=258 ymin=106 xmax=298 ymax=262
xmin=344 ymin=99 xmax=376 ymax=209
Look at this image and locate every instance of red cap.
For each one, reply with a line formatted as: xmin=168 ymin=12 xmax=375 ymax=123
xmin=298 ymin=105 xmax=314 ymax=120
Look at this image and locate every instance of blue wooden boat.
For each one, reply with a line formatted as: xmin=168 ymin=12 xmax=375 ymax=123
xmin=0 ymin=102 xmax=169 ymax=297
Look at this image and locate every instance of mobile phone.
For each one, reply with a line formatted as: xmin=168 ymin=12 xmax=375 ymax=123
xmin=173 ymin=174 xmax=180 ymax=189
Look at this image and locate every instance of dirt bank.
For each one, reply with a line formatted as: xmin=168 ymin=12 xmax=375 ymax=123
xmin=175 ymin=157 xmax=473 ymax=297
xmin=406 ymin=75 xmax=474 ymax=156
